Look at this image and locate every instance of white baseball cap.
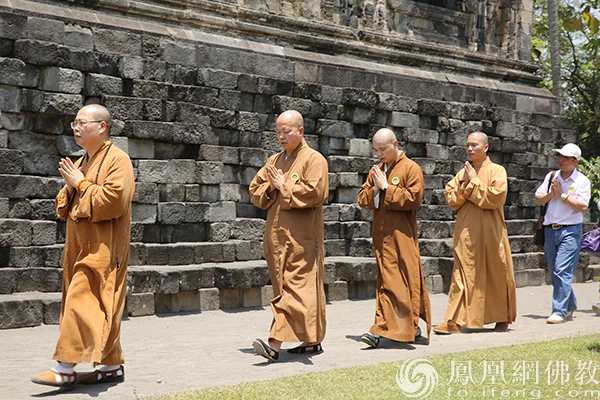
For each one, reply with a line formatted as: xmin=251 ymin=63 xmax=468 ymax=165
xmin=554 ymin=143 xmax=581 ymax=160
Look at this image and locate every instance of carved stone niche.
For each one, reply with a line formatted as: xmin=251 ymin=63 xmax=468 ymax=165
xmin=386 ymin=0 xmax=473 ymax=48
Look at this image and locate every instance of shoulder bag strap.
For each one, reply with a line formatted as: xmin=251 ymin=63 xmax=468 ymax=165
xmin=540 ymin=171 xmax=556 ymax=218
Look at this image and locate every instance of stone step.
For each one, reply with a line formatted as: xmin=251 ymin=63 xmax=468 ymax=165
xmin=0 ymin=244 xmax=63 ymax=268
xmin=514 ymin=268 xmax=548 ymax=288
xmin=0 ymin=218 xmax=59 ymax=248
xmin=0 ymin=240 xmax=266 ymax=268
xmin=0 ymin=174 xmax=63 ymax=199
xmin=2 ymin=259 xmax=596 ymax=330
xmin=418 ymin=238 xmax=453 ymax=257
xmin=0 ymin=267 xmax=62 ymax=294
xmin=511 ymin=252 xmax=589 ymax=272
xmin=417 ymin=234 xmax=550 ymax=258
xmin=0 ymin=292 xmax=62 ymax=329
xmin=0 ymin=256 xmax=456 ymax=295
xmin=508 ymin=235 xmax=542 ymax=254
xmin=506 ymin=219 xmax=537 ymax=235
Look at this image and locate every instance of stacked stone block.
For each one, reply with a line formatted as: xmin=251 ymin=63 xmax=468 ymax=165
xmin=0 ymin=3 xmax=594 ymax=328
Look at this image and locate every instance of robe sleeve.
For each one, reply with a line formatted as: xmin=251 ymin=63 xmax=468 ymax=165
xmin=279 ymin=153 xmax=328 ymax=210
xmin=461 ymin=166 xmax=507 ymax=210
xmin=382 ymin=163 xmax=424 ymax=211
xmin=444 ymin=170 xmax=468 ymax=211
xmin=249 ymin=162 xmax=278 ymax=210
xmin=357 ymin=170 xmax=377 ymax=210
xmin=55 ymin=186 xmax=75 ymax=220
xmin=70 ymin=153 xmax=134 ymax=223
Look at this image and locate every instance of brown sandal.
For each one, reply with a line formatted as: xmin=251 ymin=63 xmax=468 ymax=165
xmin=31 ymin=369 xmax=76 ymax=387
xmin=252 ymin=338 xmax=279 ymax=362
xmin=287 ymin=343 xmax=323 ymax=354
xmin=77 ymin=365 xmax=125 ymax=384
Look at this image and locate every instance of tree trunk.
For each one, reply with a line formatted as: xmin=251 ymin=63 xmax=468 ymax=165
xmin=548 ymin=0 xmax=562 ymax=108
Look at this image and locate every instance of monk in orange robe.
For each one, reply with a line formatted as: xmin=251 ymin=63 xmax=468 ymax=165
xmin=32 ymin=105 xmax=134 ymax=386
xmin=357 ymin=128 xmax=431 ymax=347
xmin=249 ymin=110 xmax=328 ymax=362
xmin=434 ymin=132 xmax=516 ymax=334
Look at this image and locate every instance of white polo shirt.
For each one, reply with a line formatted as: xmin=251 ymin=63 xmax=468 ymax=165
xmin=535 ymin=169 xmax=591 ymax=225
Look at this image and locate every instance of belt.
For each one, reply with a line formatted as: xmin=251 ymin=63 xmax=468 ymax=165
xmin=544 ymin=224 xmax=577 ymax=230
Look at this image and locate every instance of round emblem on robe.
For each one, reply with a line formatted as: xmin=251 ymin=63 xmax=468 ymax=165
xmin=391 ymin=177 xmax=400 ymax=185
xmin=290 ymin=173 xmax=300 ymax=181
xmin=568 ymin=185 xmax=575 ymax=193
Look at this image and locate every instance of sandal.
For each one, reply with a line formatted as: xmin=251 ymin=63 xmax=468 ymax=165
xmin=252 ymin=338 xmax=279 ymax=362
xmin=31 ymin=369 xmax=76 ymax=387
xmin=287 ymin=343 xmax=323 ymax=354
xmin=77 ymin=365 xmax=125 ymax=384
xmin=361 ymin=332 xmax=380 ymax=348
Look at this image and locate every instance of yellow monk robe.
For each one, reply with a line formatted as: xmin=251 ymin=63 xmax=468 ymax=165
xmin=249 ymin=140 xmax=328 ymax=344
xmin=357 ymin=152 xmax=432 ymax=341
xmin=443 ymin=156 xmax=517 ymax=328
xmin=54 ymin=140 xmax=135 ymax=364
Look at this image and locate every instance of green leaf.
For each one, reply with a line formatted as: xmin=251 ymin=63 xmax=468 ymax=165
xmin=583 ymin=12 xmax=591 ymax=23
xmin=590 ymin=15 xmax=600 ymax=34
xmin=564 ymin=17 xmax=585 ymax=32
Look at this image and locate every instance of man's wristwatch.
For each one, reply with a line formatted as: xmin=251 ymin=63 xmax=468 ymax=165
xmin=560 ymin=193 xmax=568 ymax=201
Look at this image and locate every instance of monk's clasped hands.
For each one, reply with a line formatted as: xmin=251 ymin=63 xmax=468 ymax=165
xmin=266 ymin=164 xmax=285 ymax=190
xmin=371 ymin=166 xmax=388 ymax=191
xmin=58 ymin=158 xmax=84 ymax=189
xmin=464 ymin=161 xmax=477 ymax=182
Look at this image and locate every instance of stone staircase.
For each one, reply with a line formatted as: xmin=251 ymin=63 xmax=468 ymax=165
xmin=2 ymin=211 xmax=596 ymax=330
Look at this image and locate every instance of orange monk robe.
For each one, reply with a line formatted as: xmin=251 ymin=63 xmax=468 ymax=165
xmin=249 ymin=140 xmax=328 ymax=344
xmin=443 ymin=156 xmax=517 ymax=328
xmin=357 ymin=152 xmax=432 ymax=342
xmin=54 ymin=140 xmax=135 ymax=365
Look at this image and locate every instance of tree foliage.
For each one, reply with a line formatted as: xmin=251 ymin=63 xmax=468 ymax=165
xmin=532 ymin=0 xmax=600 ymax=157
xmin=576 ymin=157 xmax=600 ymax=210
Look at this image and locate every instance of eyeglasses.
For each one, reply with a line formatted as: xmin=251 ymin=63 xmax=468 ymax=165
xmin=70 ymin=120 xmax=103 ymax=129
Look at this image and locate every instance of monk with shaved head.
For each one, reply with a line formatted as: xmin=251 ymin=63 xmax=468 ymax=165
xmin=32 ymin=104 xmax=134 ymax=386
xmin=434 ymin=132 xmax=516 ymax=334
xmin=357 ymin=128 xmax=431 ymax=348
xmin=250 ymin=110 xmax=329 ymax=361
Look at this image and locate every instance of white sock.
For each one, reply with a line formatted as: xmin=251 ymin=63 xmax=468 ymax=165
xmin=54 ymin=362 xmax=76 ymax=374
xmin=97 ymin=364 xmax=121 ymax=372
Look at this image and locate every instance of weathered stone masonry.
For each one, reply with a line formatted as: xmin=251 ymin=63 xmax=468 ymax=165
xmin=0 ymin=0 xmax=597 ymax=328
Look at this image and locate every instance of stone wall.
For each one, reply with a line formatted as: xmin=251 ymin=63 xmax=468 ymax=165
xmin=0 ymin=0 xmax=597 ymax=328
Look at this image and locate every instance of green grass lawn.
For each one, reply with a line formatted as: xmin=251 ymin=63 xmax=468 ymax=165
xmin=151 ymin=335 xmax=600 ymax=400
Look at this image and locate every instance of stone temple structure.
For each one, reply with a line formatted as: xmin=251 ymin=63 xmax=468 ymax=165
xmin=0 ymin=0 xmax=596 ymax=328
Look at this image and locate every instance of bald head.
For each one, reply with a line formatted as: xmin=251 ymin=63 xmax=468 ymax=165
xmin=275 ymin=110 xmax=305 ymax=154
xmin=465 ymin=131 xmax=489 ymax=164
xmin=372 ymin=128 xmax=400 ymax=166
xmin=80 ymin=104 xmax=112 ymax=134
xmin=372 ymin=128 xmax=397 ymax=145
xmin=277 ymin=110 xmax=304 ymax=129
xmin=467 ymin=131 xmax=488 ymax=145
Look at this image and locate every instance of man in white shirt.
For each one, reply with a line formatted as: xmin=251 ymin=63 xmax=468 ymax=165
xmin=535 ymin=143 xmax=590 ymax=324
